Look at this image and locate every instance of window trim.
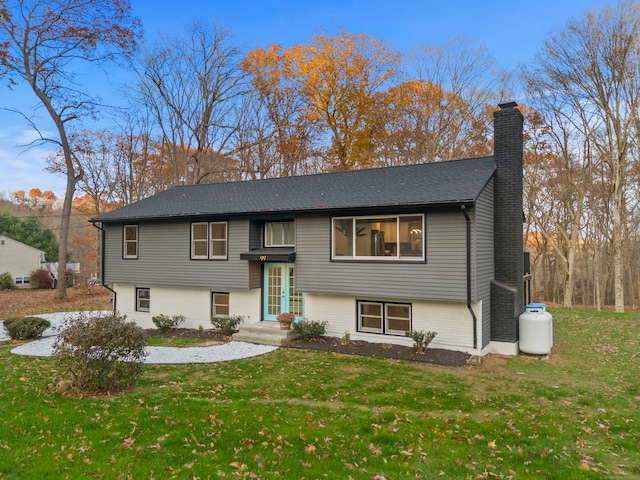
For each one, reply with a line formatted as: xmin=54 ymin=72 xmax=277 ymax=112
xmin=123 ymin=224 xmax=139 ymax=259
xmin=357 ymin=300 xmax=412 ymax=336
xmin=265 ymin=221 xmax=296 ymax=247
xmin=211 ymin=292 xmax=230 ymax=317
xmin=190 ymin=221 xmax=228 ymax=260
xmin=332 ymin=214 xmax=425 ymax=261
xmin=136 ymin=288 xmax=150 ymax=312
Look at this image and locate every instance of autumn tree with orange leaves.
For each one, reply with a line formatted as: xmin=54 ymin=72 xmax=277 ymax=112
xmin=12 ymin=188 xmax=57 ymax=211
xmin=244 ymin=30 xmax=401 ymax=171
xmin=0 ymin=0 xmax=142 ymax=298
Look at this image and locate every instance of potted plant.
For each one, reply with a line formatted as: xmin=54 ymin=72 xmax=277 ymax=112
xmin=276 ymin=312 xmax=295 ymax=330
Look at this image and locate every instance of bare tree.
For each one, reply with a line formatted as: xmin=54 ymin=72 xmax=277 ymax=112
xmin=518 ymin=95 xmax=595 ymax=309
xmin=523 ymin=0 xmax=640 ymax=312
xmin=135 ymin=22 xmax=248 ymax=186
xmin=0 ymin=0 xmax=141 ymax=298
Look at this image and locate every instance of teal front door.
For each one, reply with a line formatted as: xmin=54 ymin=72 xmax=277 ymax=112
xmin=263 ymin=263 xmax=303 ymax=321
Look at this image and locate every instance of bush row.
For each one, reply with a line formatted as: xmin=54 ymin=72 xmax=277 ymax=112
xmin=0 ymin=268 xmax=78 ymax=290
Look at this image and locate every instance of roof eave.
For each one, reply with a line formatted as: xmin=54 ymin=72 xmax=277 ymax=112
xmin=89 ymin=199 xmax=479 ymax=224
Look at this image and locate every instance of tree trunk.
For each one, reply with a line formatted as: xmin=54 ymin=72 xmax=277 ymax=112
xmin=612 ymin=169 xmax=625 ymax=313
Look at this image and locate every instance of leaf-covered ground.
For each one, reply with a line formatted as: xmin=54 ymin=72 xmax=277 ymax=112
xmin=1 ymin=291 xmax=639 ymax=479
xmin=0 ymin=285 xmax=113 ymax=320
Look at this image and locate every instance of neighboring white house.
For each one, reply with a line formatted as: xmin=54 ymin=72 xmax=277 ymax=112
xmin=0 ymin=235 xmax=46 ymax=288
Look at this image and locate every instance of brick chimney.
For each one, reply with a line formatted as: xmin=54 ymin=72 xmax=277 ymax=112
xmin=490 ymin=102 xmax=524 ymax=346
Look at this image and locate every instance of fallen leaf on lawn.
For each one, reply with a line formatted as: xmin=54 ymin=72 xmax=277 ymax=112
xmin=121 ymin=437 xmax=135 ymax=449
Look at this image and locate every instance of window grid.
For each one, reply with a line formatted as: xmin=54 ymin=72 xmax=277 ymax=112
xmin=191 ymin=222 xmax=228 ymax=260
xmin=333 ymin=215 xmax=424 ymax=261
xmin=212 ymin=293 xmax=230 ymax=317
xmin=288 ymin=268 xmax=303 ymax=316
xmin=124 ymin=225 xmax=138 ymax=259
xmin=357 ymin=300 xmax=411 ymax=336
xmin=210 ymin=222 xmax=227 ymax=258
xmin=136 ymin=288 xmax=150 ymax=312
xmin=267 ymin=266 xmax=282 ymax=315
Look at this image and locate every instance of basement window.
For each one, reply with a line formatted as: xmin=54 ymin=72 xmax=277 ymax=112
xmin=136 ymin=288 xmax=150 ymax=312
xmin=212 ymin=292 xmax=230 ymax=317
xmin=357 ymin=301 xmax=411 ymax=336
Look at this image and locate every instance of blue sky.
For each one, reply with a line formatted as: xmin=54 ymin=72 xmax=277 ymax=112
xmin=0 ymin=0 xmax=606 ymax=198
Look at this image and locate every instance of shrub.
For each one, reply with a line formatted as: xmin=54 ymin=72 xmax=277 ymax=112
xmin=0 ymin=272 xmax=15 ymax=290
xmin=152 ymin=314 xmax=186 ymax=331
xmin=30 ymin=268 xmax=54 ymax=289
xmin=293 ymin=319 xmax=328 ymax=341
xmin=52 ymin=313 xmax=147 ymax=392
xmin=211 ymin=315 xmax=243 ymax=335
xmin=3 ymin=316 xmax=51 ymax=340
xmin=405 ymin=330 xmax=437 ymax=354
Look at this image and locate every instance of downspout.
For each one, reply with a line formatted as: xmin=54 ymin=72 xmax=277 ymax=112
xmin=91 ymin=222 xmax=117 ymax=313
xmin=461 ymin=206 xmax=478 ymax=350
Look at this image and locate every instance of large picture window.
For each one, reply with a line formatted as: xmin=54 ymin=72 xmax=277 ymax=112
xmin=357 ymin=301 xmax=411 ymax=335
xmin=123 ymin=225 xmax=139 ymax=259
xmin=191 ymin=222 xmax=227 ymax=259
xmin=333 ymin=215 xmax=424 ymax=260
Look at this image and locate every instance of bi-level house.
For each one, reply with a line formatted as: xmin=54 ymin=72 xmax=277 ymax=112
xmin=91 ymin=102 xmax=525 ymax=356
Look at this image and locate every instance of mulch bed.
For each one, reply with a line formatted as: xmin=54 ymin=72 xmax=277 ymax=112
xmin=285 ymin=336 xmax=470 ymax=367
xmin=144 ymin=328 xmax=469 ymax=367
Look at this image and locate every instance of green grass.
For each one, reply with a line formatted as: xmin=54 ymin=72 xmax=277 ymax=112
xmin=1 ymin=308 xmax=639 ymax=479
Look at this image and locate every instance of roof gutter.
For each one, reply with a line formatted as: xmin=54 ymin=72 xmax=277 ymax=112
xmin=461 ymin=205 xmax=478 ymax=350
xmin=91 ymin=221 xmax=117 ymax=313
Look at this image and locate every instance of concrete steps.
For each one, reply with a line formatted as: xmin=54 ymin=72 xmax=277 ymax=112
xmin=233 ymin=321 xmax=298 ymax=346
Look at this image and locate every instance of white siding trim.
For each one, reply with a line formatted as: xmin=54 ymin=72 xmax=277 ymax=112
xmin=114 ymin=284 xmax=261 ymax=330
xmin=304 ymin=293 xmax=485 ymax=354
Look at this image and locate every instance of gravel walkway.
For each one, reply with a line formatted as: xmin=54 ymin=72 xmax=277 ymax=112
xmin=2 ymin=311 xmax=278 ymax=364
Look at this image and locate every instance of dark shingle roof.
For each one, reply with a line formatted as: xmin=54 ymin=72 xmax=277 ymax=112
xmin=91 ymin=156 xmax=495 ymax=223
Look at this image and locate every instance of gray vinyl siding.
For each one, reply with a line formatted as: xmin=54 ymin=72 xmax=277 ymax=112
xmin=295 ymin=211 xmax=468 ymax=302
xmin=474 ymin=180 xmax=495 ymax=347
xmin=103 ymin=220 xmax=252 ymax=290
xmin=249 ymin=220 xmax=262 ymax=250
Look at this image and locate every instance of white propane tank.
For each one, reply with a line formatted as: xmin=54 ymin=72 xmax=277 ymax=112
xmin=519 ymin=303 xmax=553 ymax=355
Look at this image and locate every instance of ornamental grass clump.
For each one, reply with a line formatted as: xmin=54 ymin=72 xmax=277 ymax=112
xmin=3 ymin=316 xmax=51 ymax=340
xmin=53 ymin=313 xmax=147 ymax=392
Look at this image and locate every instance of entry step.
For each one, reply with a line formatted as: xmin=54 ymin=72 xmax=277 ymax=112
xmin=233 ymin=321 xmax=298 ymax=346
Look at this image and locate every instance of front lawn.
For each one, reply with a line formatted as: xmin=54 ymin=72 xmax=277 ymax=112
xmin=1 ymin=308 xmax=638 ymax=478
